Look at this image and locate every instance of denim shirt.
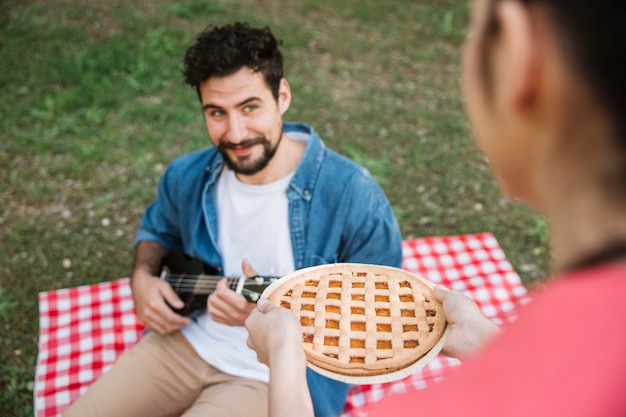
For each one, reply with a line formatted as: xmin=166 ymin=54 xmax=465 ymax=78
xmin=136 ymin=121 xmax=402 ymax=270
xmin=135 ymin=121 xmax=403 ymax=417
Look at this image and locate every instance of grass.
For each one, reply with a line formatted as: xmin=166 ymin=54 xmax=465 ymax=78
xmin=0 ymin=0 xmax=551 ymax=415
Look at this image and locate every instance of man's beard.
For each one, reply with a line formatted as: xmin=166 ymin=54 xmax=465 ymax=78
xmin=218 ymin=130 xmax=283 ymax=176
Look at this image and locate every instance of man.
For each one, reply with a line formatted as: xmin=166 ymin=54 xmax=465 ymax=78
xmin=63 ymin=22 xmax=402 ymax=417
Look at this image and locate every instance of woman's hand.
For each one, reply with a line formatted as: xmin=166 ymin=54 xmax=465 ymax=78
xmin=245 ymin=298 xmax=304 ymax=366
xmin=245 ymin=298 xmax=314 ymax=417
xmin=434 ymin=286 xmax=501 ymax=360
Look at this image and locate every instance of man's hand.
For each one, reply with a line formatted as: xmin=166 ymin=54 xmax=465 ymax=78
xmin=207 ymin=258 xmax=259 ymax=326
xmin=434 ymin=286 xmax=501 ymax=360
xmin=131 ymin=269 xmax=191 ymax=334
xmin=208 ymin=279 xmax=256 ymax=325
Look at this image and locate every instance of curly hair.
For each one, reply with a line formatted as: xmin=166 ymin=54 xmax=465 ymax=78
xmin=183 ymin=22 xmax=284 ymax=100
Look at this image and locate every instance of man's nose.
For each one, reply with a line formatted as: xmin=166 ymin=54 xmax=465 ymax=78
xmin=225 ymin=114 xmax=247 ymax=143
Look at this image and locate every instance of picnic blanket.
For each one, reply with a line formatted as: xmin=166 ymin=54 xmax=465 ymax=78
xmin=35 ymin=232 xmax=531 ymax=416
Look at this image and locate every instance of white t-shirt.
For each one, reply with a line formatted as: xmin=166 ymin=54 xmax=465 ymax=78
xmin=180 ymin=168 xmax=295 ymax=382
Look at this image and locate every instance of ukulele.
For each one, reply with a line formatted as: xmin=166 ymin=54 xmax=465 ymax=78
xmin=160 ymin=250 xmax=279 ymax=316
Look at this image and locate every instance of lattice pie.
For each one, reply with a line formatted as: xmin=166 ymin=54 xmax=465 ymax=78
xmin=263 ymin=263 xmax=448 ymax=382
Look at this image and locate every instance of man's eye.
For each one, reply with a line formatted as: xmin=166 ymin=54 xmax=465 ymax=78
xmin=244 ymin=105 xmax=257 ymax=113
xmin=211 ymin=110 xmax=225 ymax=117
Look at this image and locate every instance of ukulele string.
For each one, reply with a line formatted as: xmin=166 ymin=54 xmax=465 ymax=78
xmin=165 ymin=274 xmax=254 ymax=292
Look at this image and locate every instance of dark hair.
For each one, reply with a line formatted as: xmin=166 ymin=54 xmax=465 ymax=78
xmin=183 ymin=22 xmax=284 ymax=100
xmin=481 ymin=1 xmax=626 ymax=144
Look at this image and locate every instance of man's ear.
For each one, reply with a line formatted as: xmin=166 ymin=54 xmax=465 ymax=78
xmin=277 ymin=78 xmax=292 ymax=115
xmin=494 ymin=0 xmax=539 ymax=113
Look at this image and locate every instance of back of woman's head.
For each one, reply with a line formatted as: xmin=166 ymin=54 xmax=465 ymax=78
xmin=486 ymin=1 xmax=626 ymax=144
xmin=539 ymin=1 xmax=626 ymax=143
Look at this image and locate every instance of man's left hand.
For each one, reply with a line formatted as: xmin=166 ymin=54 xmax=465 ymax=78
xmin=207 ymin=279 xmax=256 ymax=325
xmin=207 ymin=259 xmax=259 ymax=326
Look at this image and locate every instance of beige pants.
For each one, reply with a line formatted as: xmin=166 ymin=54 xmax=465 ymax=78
xmin=63 ymin=331 xmax=269 ymax=417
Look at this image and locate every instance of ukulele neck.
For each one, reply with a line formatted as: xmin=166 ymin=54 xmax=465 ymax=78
xmin=161 ymin=272 xmax=245 ymax=295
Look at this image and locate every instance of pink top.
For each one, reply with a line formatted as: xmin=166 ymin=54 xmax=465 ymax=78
xmin=367 ymin=263 xmax=626 ymax=417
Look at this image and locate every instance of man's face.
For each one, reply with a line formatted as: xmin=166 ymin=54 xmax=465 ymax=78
xmin=199 ymin=67 xmax=289 ymax=177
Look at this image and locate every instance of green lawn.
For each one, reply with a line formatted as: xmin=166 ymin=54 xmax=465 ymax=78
xmin=0 ymin=0 xmax=550 ymax=415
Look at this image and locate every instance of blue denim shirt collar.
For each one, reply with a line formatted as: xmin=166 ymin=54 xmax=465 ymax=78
xmin=202 ymin=121 xmax=323 ymax=202
xmin=286 ymin=122 xmax=325 ymax=202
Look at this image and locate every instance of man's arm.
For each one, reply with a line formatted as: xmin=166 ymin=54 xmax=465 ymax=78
xmin=130 ymin=240 xmax=190 ymax=334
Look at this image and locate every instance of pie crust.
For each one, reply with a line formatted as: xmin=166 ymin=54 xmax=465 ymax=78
xmin=262 ymin=263 xmax=448 ymax=383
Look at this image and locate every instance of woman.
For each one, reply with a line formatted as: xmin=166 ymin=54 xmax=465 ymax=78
xmin=245 ymin=0 xmax=626 ymax=415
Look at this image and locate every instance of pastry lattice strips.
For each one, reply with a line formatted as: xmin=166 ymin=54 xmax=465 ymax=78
xmin=265 ymin=264 xmax=448 ymax=380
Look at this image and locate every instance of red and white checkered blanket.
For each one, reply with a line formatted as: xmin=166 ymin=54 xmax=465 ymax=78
xmin=35 ymin=232 xmax=530 ymax=416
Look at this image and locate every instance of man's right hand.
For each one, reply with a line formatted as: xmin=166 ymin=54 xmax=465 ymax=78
xmin=131 ymin=269 xmax=191 ymax=334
